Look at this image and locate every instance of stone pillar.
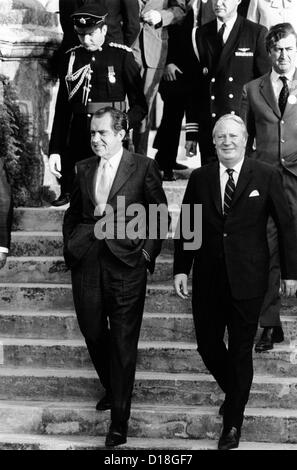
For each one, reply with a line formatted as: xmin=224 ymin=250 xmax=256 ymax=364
xmin=0 ymin=0 xmax=62 ymax=205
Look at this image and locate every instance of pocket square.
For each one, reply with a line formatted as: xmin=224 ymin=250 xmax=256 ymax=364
xmin=249 ymin=190 xmax=260 ymax=197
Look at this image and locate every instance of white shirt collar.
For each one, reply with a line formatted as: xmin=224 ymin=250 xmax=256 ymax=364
xmin=217 ymin=14 xmax=237 ymax=33
xmin=219 ymin=157 xmax=245 ymax=177
xmin=100 ymin=147 xmax=123 ymax=170
xmin=271 ymin=67 xmax=296 ymax=84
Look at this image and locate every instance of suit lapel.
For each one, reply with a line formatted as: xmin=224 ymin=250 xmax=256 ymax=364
xmin=259 ymin=73 xmax=281 ymax=118
xmin=216 ymin=15 xmax=242 ymax=73
xmin=107 ymin=149 xmax=136 ymax=204
xmin=208 ymin=162 xmax=223 ymax=216
xmin=85 ymin=156 xmax=99 ymax=208
xmin=203 ymin=21 xmax=219 ymax=66
xmin=231 ymin=158 xmax=253 ymax=208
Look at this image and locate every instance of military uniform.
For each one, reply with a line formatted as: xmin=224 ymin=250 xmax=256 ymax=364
xmin=186 ymin=15 xmax=270 ymax=165
xmin=49 ymin=42 xmax=147 ymax=195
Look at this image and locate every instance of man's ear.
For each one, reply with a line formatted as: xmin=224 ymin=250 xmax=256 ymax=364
xmin=102 ymin=24 xmax=108 ymax=36
xmin=118 ymin=129 xmax=126 ymax=141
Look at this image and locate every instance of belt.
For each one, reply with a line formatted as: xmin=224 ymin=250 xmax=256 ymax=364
xmin=72 ymin=101 xmax=126 ymax=115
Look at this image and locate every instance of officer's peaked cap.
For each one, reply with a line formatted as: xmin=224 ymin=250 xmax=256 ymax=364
xmin=72 ymin=1 xmax=108 ymax=28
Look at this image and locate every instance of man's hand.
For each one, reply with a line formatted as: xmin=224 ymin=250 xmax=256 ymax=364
xmin=281 ymin=279 xmax=297 ymax=297
xmin=0 ymin=252 xmax=7 ymax=270
xmin=185 ymin=140 xmax=198 ymax=157
xmin=163 ymin=63 xmax=183 ymax=81
xmin=142 ymin=10 xmax=162 ymax=26
xmin=49 ymin=153 xmax=62 ymax=179
xmin=174 ymin=273 xmax=189 ymax=299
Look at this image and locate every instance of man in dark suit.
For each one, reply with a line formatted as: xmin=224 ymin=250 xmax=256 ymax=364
xmin=0 ymin=159 xmax=13 ymax=269
xmin=185 ymin=0 xmax=270 ymax=165
xmin=63 ymin=107 xmax=169 ymax=447
xmin=241 ymin=23 xmax=297 ymax=352
xmin=49 ymin=1 xmax=147 ymax=206
xmin=174 ymin=114 xmax=297 ymax=450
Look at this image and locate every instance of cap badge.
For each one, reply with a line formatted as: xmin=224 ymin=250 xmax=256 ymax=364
xmin=79 ymin=17 xmax=86 ymax=24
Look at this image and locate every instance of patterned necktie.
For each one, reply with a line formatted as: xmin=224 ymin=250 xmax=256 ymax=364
xmin=278 ymin=76 xmax=289 ymax=116
xmin=96 ymin=160 xmax=112 ymax=216
xmin=224 ymin=169 xmax=235 ymax=216
xmin=218 ymin=23 xmax=226 ymax=49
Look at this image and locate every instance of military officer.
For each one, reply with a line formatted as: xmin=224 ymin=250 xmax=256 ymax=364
xmin=49 ymin=1 xmax=147 ymax=206
xmin=185 ymin=0 xmax=271 ymax=165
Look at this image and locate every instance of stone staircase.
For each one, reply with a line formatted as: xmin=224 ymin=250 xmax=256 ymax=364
xmin=1 ymin=182 xmax=297 ymax=450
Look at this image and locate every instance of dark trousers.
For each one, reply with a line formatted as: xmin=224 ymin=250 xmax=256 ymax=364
xmin=192 ymin=259 xmax=263 ymax=431
xmin=198 ymin=120 xmax=217 ymax=166
xmin=153 ymin=80 xmax=186 ymax=171
xmin=259 ymin=169 xmax=297 ymax=327
xmin=71 ymin=242 xmax=147 ymax=426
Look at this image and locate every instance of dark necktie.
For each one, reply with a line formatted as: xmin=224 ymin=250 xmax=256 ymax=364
xmin=224 ymin=169 xmax=235 ymax=216
xmin=278 ymin=76 xmax=289 ymax=116
xmin=218 ymin=23 xmax=226 ymax=49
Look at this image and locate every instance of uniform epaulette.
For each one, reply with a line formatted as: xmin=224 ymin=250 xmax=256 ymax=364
xmin=65 ymin=44 xmax=84 ymax=54
xmin=109 ymin=42 xmax=132 ymax=52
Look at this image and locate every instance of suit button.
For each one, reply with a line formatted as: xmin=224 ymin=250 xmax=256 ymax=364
xmin=92 ymin=56 xmax=96 ymax=61
xmin=212 ymin=113 xmax=216 ymax=118
xmin=228 ymin=94 xmax=234 ymax=99
xmin=211 ymin=78 xmax=215 ymax=83
xmin=281 ymin=120 xmax=285 ymax=124
xmin=281 ymin=139 xmax=285 ymax=143
xmin=223 ymin=233 xmax=228 ymax=238
xmin=230 ymin=111 xmax=235 ymax=115
xmin=87 ymin=114 xmax=91 ymax=118
xmin=88 ymin=98 xmax=92 ymax=102
xmin=229 ymin=77 xmax=233 ymax=82
xmin=281 ymin=158 xmax=285 ymax=163
xmin=211 ymin=95 xmax=215 ymax=100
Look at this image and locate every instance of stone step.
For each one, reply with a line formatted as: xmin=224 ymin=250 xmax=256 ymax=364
xmin=0 ymin=309 xmax=297 ymax=344
xmin=0 ymin=339 xmax=297 ymax=377
xmin=0 ymin=311 xmax=195 ymax=342
xmin=0 ymin=368 xmax=297 ymax=409
xmin=0 ymin=434 xmax=295 ymax=450
xmin=0 ymin=401 xmax=296 ymax=443
xmin=0 ymin=255 xmax=175 ymax=284
xmin=1 ymin=283 xmax=297 ymax=316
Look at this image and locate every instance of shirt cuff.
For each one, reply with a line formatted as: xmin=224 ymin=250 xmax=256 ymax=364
xmin=0 ymin=247 xmax=8 ymax=254
xmin=142 ymin=249 xmax=151 ymax=263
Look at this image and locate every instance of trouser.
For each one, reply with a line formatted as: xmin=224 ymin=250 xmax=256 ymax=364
xmin=153 ymin=80 xmax=186 ymax=171
xmin=259 ymin=169 xmax=297 ymax=327
xmin=192 ymin=259 xmax=263 ymax=431
xmin=197 ymin=120 xmax=217 ymax=166
xmin=71 ymin=242 xmax=147 ymax=426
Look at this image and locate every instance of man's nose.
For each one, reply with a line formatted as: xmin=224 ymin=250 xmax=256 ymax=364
xmin=92 ymin=132 xmax=101 ymax=142
xmin=223 ymin=135 xmax=232 ymax=144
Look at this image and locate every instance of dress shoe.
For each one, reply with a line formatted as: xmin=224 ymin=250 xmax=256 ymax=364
xmin=174 ymin=163 xmax=188 ymax=170
xmin=105 ymin=423 xmax=127 ymax=447
xmin=255 ymin=326 xmax=284 ymax=353
xmin=163 ymin=170 xmax=176 ymax=181
xmin=96 ymin=394 xmax=111 ymax=411
xmin=218 ymin=426 xmax=240 ymax=450
xmin=51 ymin=193 xmax=70 ymax=207
xmin=219 ymin=401 xmax=225 ymax=416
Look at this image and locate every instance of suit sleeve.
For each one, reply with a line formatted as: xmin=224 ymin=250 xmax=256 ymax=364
xmin=121 ymin=0 xmax=140 ymax=46
xmin=62 ymin=167 xmax=83 ymax=250
xmin=0 ymin=159 xmax=12 ymax=250
xmin=160 ymin=0 xmax=186 ymax=27
xmin=173 ymin=171 xmax=198 ymax=275
xmin=268 ymin=168 xmax=297 ymax=280
xmin=123 ymin=51 xmax=148 ymax=129
xmin=185 ymin=28 xmax=201 ymax=141
xmin=143 ymin=159 xmax=171 ymax=273
xmin=240 ymin=84 xmax=257 ymax=156
xmin=48 ymin=54 xmax=72 ymax=155
xmin=254 ymin=25 xmax=271 ymax=78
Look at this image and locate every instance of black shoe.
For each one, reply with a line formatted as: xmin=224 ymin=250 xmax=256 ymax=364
xmin=163 ymin=170 xmax=176 ymax=181
xmin=51 ymin=193 xmax=70 ymax=207
xmin=219 ymin=401 xmax=225 ymax=416
xmin=174 ymin=163 xmax=188 ymax=170
xmin=255 ymin=326 xmax=284 ymax=353
xmin=105 ymin=423 xmax=127 ymax=447
xmin=218 ymin=427 xmax=240 ymax=450
xmin=96 ymin=394 xmax=112 ymax=411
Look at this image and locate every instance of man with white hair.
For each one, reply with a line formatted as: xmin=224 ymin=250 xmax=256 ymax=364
xmin=174 ymin=114 xmax=297 ymax=449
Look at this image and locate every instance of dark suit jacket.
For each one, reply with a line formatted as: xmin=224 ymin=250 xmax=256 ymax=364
xmin=174 ymin=159 xmax=297 ymax=305
xmin=0 ymin=159 xmax=13 ymax=250
xmin=186 ymin=15 xmax=270 ymax=140
xmin=63 ymin=149 xmax=169 ymax=272
xmin=241 ymin=69 xmax=297 ymax=177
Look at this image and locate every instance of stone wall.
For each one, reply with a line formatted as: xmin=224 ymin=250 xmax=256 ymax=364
xmin=0 ymin=0 xmax=62 ymax=205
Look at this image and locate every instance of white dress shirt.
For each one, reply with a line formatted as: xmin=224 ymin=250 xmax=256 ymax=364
xmin=270 ymin=68 xmax=296 ymax=101
xmin=95 ymin=148 xmax=123 ymax=201
xmin=220 ymin=157 xmax=245 ymax=210
xmin=217 ymin=14 xmax=238 ymax=45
